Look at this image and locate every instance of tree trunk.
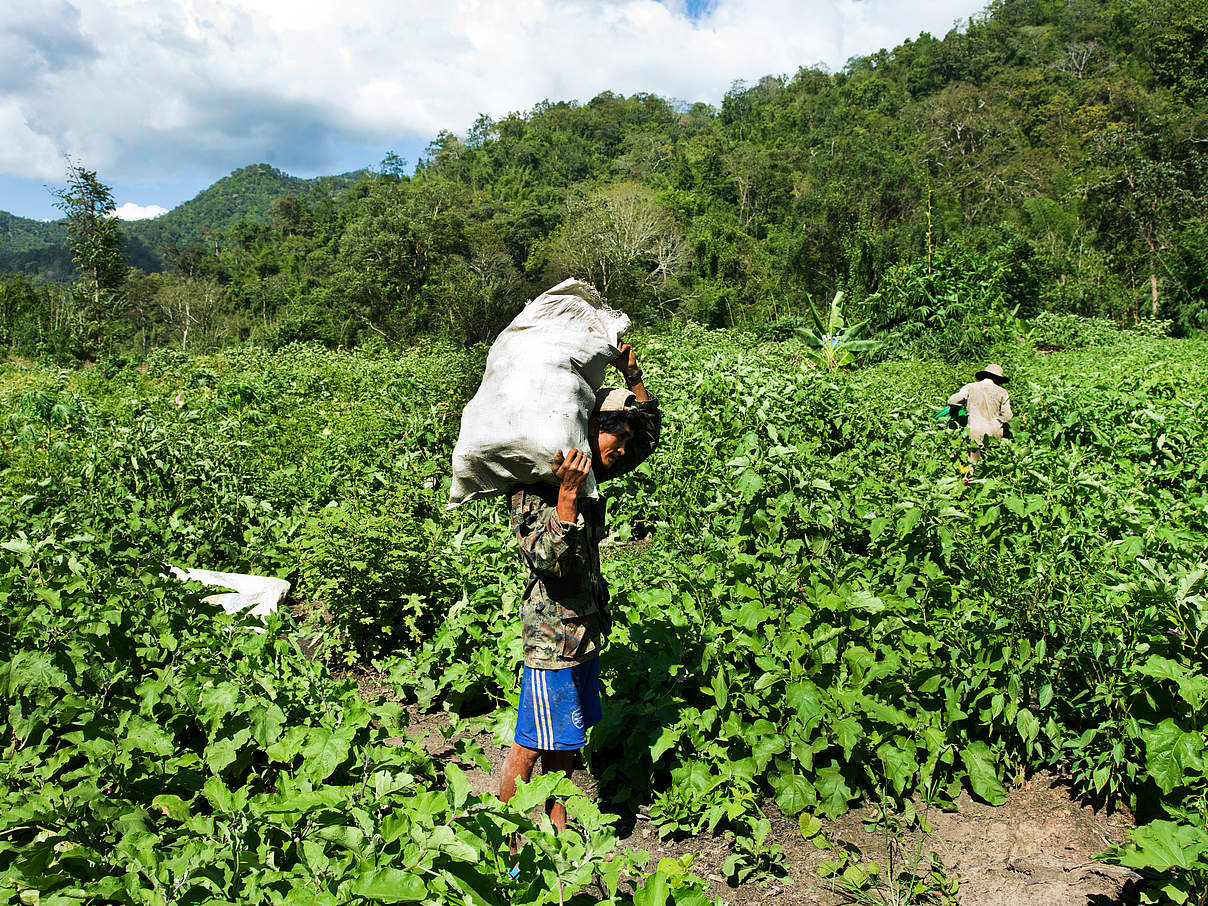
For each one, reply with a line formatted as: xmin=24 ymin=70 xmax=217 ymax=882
xmin=1146 ymin=230 xmax=1160 ymax=316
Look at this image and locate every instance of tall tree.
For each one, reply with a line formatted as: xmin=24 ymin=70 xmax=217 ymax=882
xmin=541 ymin=182 xmax=687 ymax=305
xmin=52 ymin=161 xmax=127 ymax=321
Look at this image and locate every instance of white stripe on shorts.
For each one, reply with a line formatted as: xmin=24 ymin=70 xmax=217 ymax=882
xmin=540 ymin=671 xmax=554 ymax=749
xmin=530 ymin=669 xmax=546 ymax=749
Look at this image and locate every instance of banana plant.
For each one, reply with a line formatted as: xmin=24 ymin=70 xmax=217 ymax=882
xmin=795 ymin=290 xmax=881 ymax=371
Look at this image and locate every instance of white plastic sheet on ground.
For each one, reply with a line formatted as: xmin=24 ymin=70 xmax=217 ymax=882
xmin=169 ymin=566 xmax=290 ymax=631
xmin=448 ymin=278 xmax=630 ymax=507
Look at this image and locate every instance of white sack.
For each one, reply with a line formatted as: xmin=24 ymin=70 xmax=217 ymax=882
xmin=448 ymin=278 xmax=630 ymax=507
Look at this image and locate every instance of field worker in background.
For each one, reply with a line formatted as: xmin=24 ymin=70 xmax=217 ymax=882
xmin=948 ymin=363 xmax=1013 ymax=470
xmin=499 ymin=342 xmax=661 ymax=833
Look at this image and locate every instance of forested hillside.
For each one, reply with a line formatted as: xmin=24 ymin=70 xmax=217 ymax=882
xmin=0 ymin=213 xmax=72 ymax=282
xmin=0 ymin=165 xmax=367 ymax=281
xmin=121 ymin=164 xmax=369 ymax=273
xmin=1 ymin=0 xmax=1205 ymax=359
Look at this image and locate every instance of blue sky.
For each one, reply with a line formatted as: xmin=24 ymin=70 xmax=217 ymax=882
xmin=0 ymin=0 xmax=986 ymax=221
xmin=679 ymin=0 xmax=717 ymax=19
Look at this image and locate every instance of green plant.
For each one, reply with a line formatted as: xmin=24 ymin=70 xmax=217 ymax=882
xmin=4 ymin=327 xmax=1208 ymax=905
xmin=813 ymin=802 xmax=958 ymax=906
xmin=795 ymin=291 xmax=880 ymax=371
xmin=865 ymin=245 xmax=1019 ymax=363
xmin=722 ymin=816 xmax=788 ymax=885
xmin=633 ymin=854 xmax=714 ymax=906
xmin=4 ymin=383 xmax=92 ymax=455
xmin=1100 ymin=819 xmax=1208 ymax=906
xmin=294 ymin=494 xmax=454 ymax=664
xmin=0 ymin=527 xmax=706 ymax=906
xmin=1026 ymin=312 xmax=1122 ymax=350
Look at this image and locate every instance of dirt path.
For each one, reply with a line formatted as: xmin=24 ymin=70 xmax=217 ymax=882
xmin=350 ymin=673 xmax=1142 ymax=906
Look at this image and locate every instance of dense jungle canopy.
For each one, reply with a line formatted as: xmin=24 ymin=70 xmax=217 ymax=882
xmin=1 ymin=0 xmax=1206 ymax=359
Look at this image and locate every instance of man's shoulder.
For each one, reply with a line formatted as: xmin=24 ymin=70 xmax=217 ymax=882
xmin=509 ymin=483 xmax=557 ymax=515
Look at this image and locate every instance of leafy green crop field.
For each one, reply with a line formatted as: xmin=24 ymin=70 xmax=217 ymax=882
xmin=2 ymin=324 xmax=1207 ymax=904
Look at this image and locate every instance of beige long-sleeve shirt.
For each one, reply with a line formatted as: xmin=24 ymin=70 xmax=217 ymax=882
xmin=949 ymin=379 xmax=1013 ymax=444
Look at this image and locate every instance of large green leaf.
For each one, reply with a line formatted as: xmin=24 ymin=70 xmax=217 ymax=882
xmin=1015 ymin=709 xmax=1040 ymax=744
xmin=204 ymin=735 xmax=239 ymax=774
xmin=736 ymin=469 xmax=764 ymax=502
xmin=196 ymin=682 xmax=241 ymax=727
xmin=4 ymin=651 xmax=68 ymax=699
xmin=960 ymin=742 xmax=1007 ymax=806
xmin=633 ymin=870 xmax=670 ymax=906
xmin=421 ymin=825 xmax=478 ymax=863
xmin=1143 ymin=719 xmax=1204 ymax=794
xmin=710 ymin=672 xmax=728 ymax=709
xmin=1135 ymin=656 xmax=1208 ymax=710
xmin=124 ymin=717 xmax=176 ymax=756
xmin=1104 ymin=820 xmax=1208 ymax=871
xmin=832 ymin=716 xmax=861 ymax=759
xmin=508 ymin=772 xmax=575 ymax=814
xmin=250 ymin=702 xmax=287 ymax=748
xmin=877 ymin=742 xmax=918 ymax=795
xmin=751 ymin=731 xmax=786 ymax=769
xmin=814 ymin=765 xmax=856 ymax=818
xmin=300 ymin=727 xmax=353 ymax=783
xmin=444 ymin=763 xmax=472 ymax=811
xmin=771 ymin=771 xmax=813 ymax=816
xmin=151 ymin=794 xmax=191 ymax=822
xmin=785 ymin=681 xmax=823 ymax=722
xmin=440 ymin=862 xmax=496 ymax=906
xmin=348 ymin=868 xmax=427 ymax=902
xmin=650 ymin=726 xmax=683 ymax=761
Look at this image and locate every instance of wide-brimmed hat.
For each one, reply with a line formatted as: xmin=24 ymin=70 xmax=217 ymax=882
xmin=594 ymin=387 xmax=637 ymax=413
xmin=975 ymin=363 xmax=1008 ymax=385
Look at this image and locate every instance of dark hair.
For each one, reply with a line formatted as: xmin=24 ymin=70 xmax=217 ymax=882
xmin=596 ymin=406 xmax=648 ymax=436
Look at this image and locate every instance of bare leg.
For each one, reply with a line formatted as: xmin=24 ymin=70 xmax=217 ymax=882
xmin=540 ymin=750 xmax=575 ymax=831
xmin=500 ymin=741 xmax=541 ymax=805
xmin=500 ymin=742 xmax=540 ymax=855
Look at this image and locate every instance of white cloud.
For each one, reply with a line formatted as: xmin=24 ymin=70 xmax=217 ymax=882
xmin=0 ymin=99 xmax=62 ymax=179
xmin=0 ymin=0 xmax=985 ymax=186
xmin=114 ymin=201 xmax=168 ymax=220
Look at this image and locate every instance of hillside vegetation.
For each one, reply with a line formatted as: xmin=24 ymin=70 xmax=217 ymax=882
xmin=0 ymin=165 xmax=366 ymax=281
xmin=1 ymin=0 xmax=1205 ymax=361
xmin=0 ymin=212 xmax=72 ymax=282
xmin=3 ymin=1 xmax=1208 ymax=901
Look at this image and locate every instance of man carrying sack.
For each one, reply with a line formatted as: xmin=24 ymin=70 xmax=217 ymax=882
xmin=498 ymin=342 xmax=661 ymax=832
xmin=948 ymin=363 xmax=1013 ymax=471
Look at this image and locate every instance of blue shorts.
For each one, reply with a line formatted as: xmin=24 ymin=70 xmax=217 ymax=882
xmin=514 ymin=658 xmax=601 ymax=752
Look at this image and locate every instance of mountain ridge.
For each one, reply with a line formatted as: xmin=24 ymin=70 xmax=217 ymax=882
xmin=0 ymin=163 xmax=369 ymax=280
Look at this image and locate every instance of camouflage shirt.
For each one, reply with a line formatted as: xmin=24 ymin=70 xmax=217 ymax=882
xmin=509 ymin=395 xmax=661 ymax=670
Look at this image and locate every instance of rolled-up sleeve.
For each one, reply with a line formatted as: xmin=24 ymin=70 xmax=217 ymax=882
xmin=510 ymin=489 xmax=586 ymax=579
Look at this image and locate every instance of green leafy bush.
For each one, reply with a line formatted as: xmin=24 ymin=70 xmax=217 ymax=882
xmin=863 ymin=244 xmax=1019 ymax=363
xmin=0 ymin=529 xmax=695 ymax=906
xmin=1026 ymin=312 xmax=1122 ymax=350
xmin=295 ymin=495 xmax=455 ymax=664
